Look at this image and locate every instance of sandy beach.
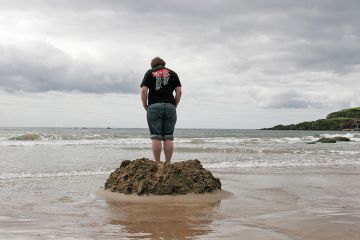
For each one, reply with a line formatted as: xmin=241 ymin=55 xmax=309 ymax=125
xmin=2 ymin=167 xmax=360 ymax=239
xmin=94 ymin=168 xmax=360 ymax=240
xmin=1 ymin=0 xmax=360 ymax=238
xmin=1 ymin=128 xmax=360 ymax=239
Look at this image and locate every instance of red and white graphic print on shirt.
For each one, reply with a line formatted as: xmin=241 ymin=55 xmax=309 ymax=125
xmin=152 ymin=69 xmax=170 ymax=90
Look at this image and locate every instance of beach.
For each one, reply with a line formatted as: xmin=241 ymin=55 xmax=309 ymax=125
xmin=1 ymin=128 xmax=360 ymax=239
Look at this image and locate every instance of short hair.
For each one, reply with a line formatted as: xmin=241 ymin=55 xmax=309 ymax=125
xmin=151 ymin=57 xmax=166 ymax=68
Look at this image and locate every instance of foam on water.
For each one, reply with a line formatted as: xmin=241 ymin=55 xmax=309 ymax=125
xmin=3 ymin=154 xmax=359 ymax=180
xmin=1 ymin=128 xmax=360 ymax=172
xmin=203 ymin=158 xmax=360 ymax=169
xmin=0 ymin=138 xmax=151 ymax=147
xmin=0 ymin=170 xmax=111 ymax=180
xmin=1 ymin=134 xmax=348 ymax=146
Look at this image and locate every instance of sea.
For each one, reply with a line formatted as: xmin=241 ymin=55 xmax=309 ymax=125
xmin=1 ymin=127 xmax=360 ymax=239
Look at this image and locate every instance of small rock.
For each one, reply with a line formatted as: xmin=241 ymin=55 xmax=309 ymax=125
xmin=318 ymin=137 xmax=337 ymax=143
xmin=334 ymin=136 xmax=351 ymax=142
xmin=316 ymin=137 xmax=351 ymax=143
xmin=9 ymin=134 xmax=41 ymax=141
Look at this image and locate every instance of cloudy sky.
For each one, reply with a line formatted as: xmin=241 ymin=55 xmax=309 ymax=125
xmin=0 ymin=0 xmax=359 ymax=128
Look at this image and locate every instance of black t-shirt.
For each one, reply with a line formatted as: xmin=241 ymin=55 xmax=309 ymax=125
xmin=140 ymin=66 xmax=181 ymax=106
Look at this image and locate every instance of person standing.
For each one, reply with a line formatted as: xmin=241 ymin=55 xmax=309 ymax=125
xmin=140 ymin=57 xmax=182 ymax=163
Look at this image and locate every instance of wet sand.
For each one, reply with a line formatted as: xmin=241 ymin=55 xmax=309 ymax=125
xmin=94 ymin=167 xmax=360 ymax=240
xmin=1 ymin=167 xmax=360 ymax=239
xmin=1 ymin=128 xmax=360 ymax=239
xmin=97 ymin=189 xmax=232 ymax=204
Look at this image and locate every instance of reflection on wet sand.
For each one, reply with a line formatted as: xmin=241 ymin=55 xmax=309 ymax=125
xmin=99 ymin=190 xmax=230 ymax=239
xmin=107 ymin=202 xmax=219 ymax=239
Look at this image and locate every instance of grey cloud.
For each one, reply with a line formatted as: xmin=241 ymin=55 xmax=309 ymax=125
xmin=290 ymin=40 xmax=360 ymax=73
xmin=1 ymin=0 xmax=360 ymax=97
xmin=110 ymin=0 xmax=360 ymax=75
xmin=258 ymin=90 xmax=325 ymax=109
xmin=0 ymin=43 xmax=138 ymax=93
xmin=0 ymin=0 xmax=360 ymax=127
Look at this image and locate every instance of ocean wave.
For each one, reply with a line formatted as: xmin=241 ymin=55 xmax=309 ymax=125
xmin=7 ymin=133 xmax=143 ymax=141
xmin=179 ymin=136 xmax=338 ymax=144
xmin=5 ymin=133 xmax=317 ymax=144
xmin=2 ymin=156 xmax=360 ymax=180
xmin=94 ymin=146 xmax=360 ymax=156
xmin=0 ymin=138 xmax=152 ymax=146
xmin=0 ymin=170 xmax=111 ymax=180
xmin=328 ymin=150 xmax=360 ymax=155
xmin=2 ymin=132 xmax=360 ymax=147
xmin=174 ymin=147 xmax=257 ymax=153
xmin=202 ymin=159 xmax=360 ymax=169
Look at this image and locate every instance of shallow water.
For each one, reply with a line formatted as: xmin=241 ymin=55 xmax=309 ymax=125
xmin=1 ymin=128 xmax=360 ymax=239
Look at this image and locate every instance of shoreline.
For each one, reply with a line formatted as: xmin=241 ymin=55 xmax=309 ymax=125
xmin=96 ymin=189 xmax=233 ymax=204
xmin=1 ymin=167 xmax=359 ymax=239
xmin=1 ymin=127 xmax=359 ymax=239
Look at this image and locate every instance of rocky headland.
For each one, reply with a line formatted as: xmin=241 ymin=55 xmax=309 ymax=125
xmin=104 ymin=158 xmax=221 ymax=195
xmin=262 ymin=107 xmax=360 ymax=131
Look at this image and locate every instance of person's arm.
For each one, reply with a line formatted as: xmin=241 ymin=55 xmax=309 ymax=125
xmin=141 ymin=86 xmax=149 ymax=110
xmin=174 ymin=86 xmax=182 ymax=107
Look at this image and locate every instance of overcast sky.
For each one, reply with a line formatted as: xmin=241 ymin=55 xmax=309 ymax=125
xmin=0 ymin=0 xmax=359 ymax=128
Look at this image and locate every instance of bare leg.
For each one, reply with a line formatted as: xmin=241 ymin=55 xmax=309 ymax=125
xmin=152 ymin=139 xmax=162 ymax=163
xmin=163 ymin=140 xmax=173 ymax=163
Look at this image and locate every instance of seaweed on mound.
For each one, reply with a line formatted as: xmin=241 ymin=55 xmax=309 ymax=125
xmin=104 ymin=158 xmax=221 ymax=195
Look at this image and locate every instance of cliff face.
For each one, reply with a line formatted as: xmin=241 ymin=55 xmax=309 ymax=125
xmin=262 ymin=107 xmax=360 ymax=131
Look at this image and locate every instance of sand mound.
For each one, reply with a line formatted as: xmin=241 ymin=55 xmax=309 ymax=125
xmin=104 ymin=158 xmax=221 ymax=195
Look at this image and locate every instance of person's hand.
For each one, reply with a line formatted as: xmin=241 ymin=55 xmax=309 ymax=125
xmin=143 ymin=105 xmax=148 ymax=111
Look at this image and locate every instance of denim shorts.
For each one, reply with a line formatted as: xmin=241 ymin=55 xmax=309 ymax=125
xmin=147 ymin=102 xmax=177 ymax=141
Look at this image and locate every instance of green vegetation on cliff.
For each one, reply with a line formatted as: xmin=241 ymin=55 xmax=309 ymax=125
xmin=263 ymin=107 xmax=360 ymax=131
xmin=326 ymin=107 xmax=360 ymax=119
